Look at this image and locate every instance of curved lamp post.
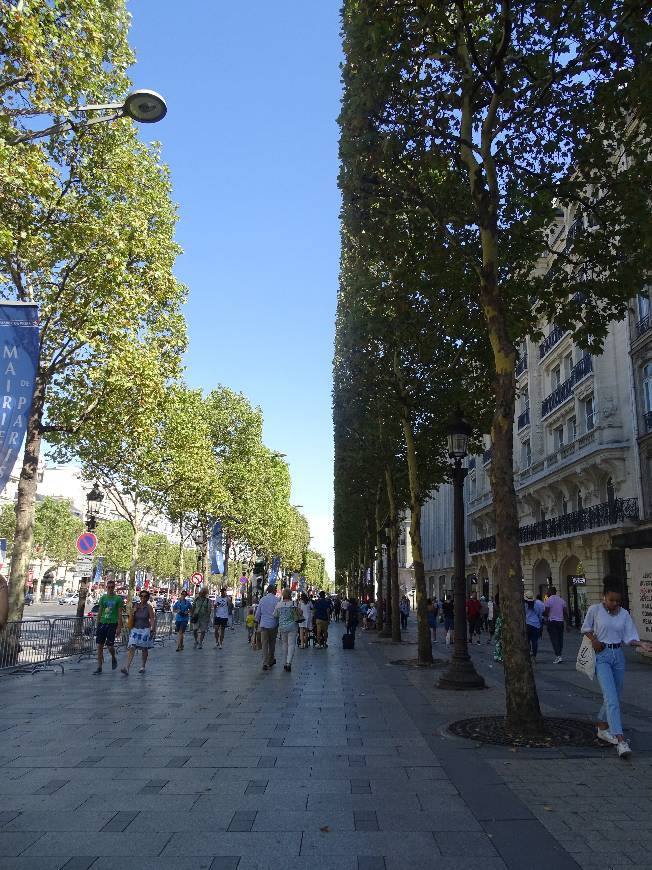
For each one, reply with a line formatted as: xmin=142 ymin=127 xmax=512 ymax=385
xmin=11 ymin=89 xmax=168 ymax=145
xmin=85 ymin=481 xmax=104 ymax=532
xmin=438 ymin=413 xmax=485 ymax=690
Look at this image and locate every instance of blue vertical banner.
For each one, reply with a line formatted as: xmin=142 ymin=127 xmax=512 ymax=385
xmin=0 ymin=537 xmax=6 ymax=570
xmin=210 ymin=521 xmax=224 ymax=575
xmin=0 ymin=303 xmax=39 ymax=493
xmin=93 ymin=557 xmax=104 ymax=584
xmin=269 ymin=555 xmax=281 ymax=584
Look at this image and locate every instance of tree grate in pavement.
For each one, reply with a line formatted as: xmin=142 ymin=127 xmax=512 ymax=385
xmin=388 ymin=657 xmax=448 ymax=668
xmin=448 ymin=715 xmax=610 ymax=748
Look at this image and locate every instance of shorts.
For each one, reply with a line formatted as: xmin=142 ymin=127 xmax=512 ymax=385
xmin=444 ymin=616 xmax=454 ymax=631
xmin=214 ymin=617 xmax=228 ymax=627
xmin=175 ymin=621 xmax=188 ymax=633
xmin=96 ymin=623 xmax=118 ymax=646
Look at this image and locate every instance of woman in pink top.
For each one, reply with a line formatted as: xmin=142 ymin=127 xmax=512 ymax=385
xmin=544 ymin=587 xmax=567 ymax=663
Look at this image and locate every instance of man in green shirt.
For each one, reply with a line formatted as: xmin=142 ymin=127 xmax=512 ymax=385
xmin=93 ymin=579 xmax=124 ymax=674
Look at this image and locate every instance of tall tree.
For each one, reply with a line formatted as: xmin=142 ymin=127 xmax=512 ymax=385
xmin=339 ymin=0 xmax=652 ymax=734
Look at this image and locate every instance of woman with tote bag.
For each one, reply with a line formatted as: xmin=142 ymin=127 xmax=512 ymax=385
xmin=580 ymin=578 xmax=652 ymax=758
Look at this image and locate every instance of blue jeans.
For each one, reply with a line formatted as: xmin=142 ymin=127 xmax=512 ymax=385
xmin=595 ymin=646 xmax=625 ymax=736
xmin=526 ymin=624 xmax=540 ymax=657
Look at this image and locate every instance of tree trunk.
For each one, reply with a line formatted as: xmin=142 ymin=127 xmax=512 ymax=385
xmin=400 ymin=412 xmax=432 ymax=665
xmin=177 ymin=520 xmax=185 ymax=591
xmin=385 ymin=466 xmax=401 ymax=643
xmin=128 ymin=525 xmax=141 ymax=603
xmin=380 ymin=543 xmax=392 ymax=637
xmin=490 ymin=352 xmax=543 ymax=734
xmin=374 ymin=481 xmax=384 ymax=632
xmin=8 ymin=374 xmax=46 ymax=622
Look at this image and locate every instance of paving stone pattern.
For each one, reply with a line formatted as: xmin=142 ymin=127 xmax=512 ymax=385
xmin=1 ymin=619 xmax=651 ymax=869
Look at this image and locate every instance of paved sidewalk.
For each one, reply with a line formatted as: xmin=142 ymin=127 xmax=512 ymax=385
xmin=0 ymin=619 xmax=650 ymax=870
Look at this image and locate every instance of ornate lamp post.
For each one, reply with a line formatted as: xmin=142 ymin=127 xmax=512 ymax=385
xmin=439 ymin=414 xmax=485 ymax=690
xmin=192 ymin=527 xmax=207 ymax=576
xmin=85 ymin=481 xmax=104 ymax=532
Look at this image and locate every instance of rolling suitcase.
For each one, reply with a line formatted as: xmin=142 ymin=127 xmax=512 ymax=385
xmin=342 ymin=632 xmax=355 ymax=650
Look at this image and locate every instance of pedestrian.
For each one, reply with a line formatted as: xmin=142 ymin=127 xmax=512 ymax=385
xmin=121 ymin=590 xmax=155 ymax=676
xmin=93 ymin=579 xmax=124 ymax=675
xmin=299 ymin=592 xmax=313 ymax=648
xmin=190 ymin=587 xmax=211 ymax=649
xmin=544 ymin=585 xmax=568 ymax=663
xmin=334 ymin=596 xmax=342 ymax=622
xmin=466 ymin=592 xmax=482 ymax=644
xmin=346 ymin=597 xmax=359 ymax=638
xmin=245 ymin=606 xmax=256 ymax=644
xmin=366 ymin=602 xmax=377 ymax=630
xmin=173 ymin=589 xmax=192 ymax=651
xmin=313 ymin=590 xmax=332 ymax=648
xmin=426 ymin=598 xmax=439 ymax=643
xmin=524 ymin=591 xmax=545 ymax=661
xmin=274 ymin=588 xmax=300 ymax=671
xmin=487 ymin=596 xmax=495 ymax=643
xmin=341 ymin=596 xmax=349 ymax=625
xmin=256 ymin=584 xmax=279 ymax=671
xmin=479 ymin=596 xmax=489 ymax=632
xmin=582 ymin=578 xmax=652 ymax=757
xmin=360 ymin=600 xmax=369 ymax=630
xmin=399 ymin=595 xmax=410 ymax=630
xmin=227 ymin=594 xmax=234 ymax=630
xmin=443 ymin=595 xmax=454 ymax=645
xmin=213 ymin=587 xmax=229 ymax=649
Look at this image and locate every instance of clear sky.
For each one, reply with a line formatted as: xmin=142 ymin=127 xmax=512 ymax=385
xmin=128 ymin=2 xmax=341 ymax=578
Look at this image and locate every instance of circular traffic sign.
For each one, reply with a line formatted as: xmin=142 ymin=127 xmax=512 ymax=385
xmin=76 ymin=532 xmax=98 ymax=555
xmin=191 ymin=572 xmax=204 ymax=586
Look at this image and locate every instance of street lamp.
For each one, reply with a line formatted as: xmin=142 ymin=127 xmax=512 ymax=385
xmin=11 ymin=89 xmax=168 ymax=145
xmin=192 ymin=527 xmax=206 ymax=574
xmin=439 ymin=413 xmax=485 ymax=690
xmin=85 ymin=482 xmax=104 ymax=532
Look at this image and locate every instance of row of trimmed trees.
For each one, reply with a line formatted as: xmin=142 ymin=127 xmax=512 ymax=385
xmin=335 ymin=1 xmax=652 ymax=735
xmin=1 ymin=1 xmax=319 ymax=622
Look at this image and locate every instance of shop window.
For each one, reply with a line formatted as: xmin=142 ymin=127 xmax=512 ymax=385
xmin=553 ymin=425 xmax=564 ymax=449
xmin=521 ymin=439 xmax=531 ymax=468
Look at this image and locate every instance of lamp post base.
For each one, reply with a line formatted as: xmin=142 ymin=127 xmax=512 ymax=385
xmin=438 ymin=657 xmax=486 ymax=690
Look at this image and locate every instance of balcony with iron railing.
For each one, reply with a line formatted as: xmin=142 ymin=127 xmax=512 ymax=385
xmin=541 ymin=355 xmax=593 ymax=418
xmin=644 ymin=411 xmax=652 ymax=434
xmin=637 ymin=315 xmax=651 ymax=339
xmin=517 ymin=407 xmax=530 ymax=430
xmin=469 ymin=497 xmax=639 ymax=554
xmin=516 ymin=354 xmax=528 ymax=377
xmin=539 ymin=325 xmax=567 ymax=359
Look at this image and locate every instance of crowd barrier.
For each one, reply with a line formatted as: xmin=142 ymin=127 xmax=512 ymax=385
xmin=0 ymin=608 xmax=241 ymax=675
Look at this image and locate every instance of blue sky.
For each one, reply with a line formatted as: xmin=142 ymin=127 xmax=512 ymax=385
xmin=129 ymin=3 xmax=341 ymax=577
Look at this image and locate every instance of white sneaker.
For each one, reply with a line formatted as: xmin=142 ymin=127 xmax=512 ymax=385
xmin=597 ymin=728 xmax=618 ymax=745
xmin=553 ymin=656 xmax=562 ymax=664
xmin=616 ymin=741 xmax=632 ymax=758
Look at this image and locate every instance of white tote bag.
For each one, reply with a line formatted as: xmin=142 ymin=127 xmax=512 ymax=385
xmin=576 ymin=634 xmax=596 ymax=680
xmin=576 ymin=610 xmax=600 ymax=680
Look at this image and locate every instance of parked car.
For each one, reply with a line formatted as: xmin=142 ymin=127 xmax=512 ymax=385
xmin=62 ymin=593 xmax=79 ymax=606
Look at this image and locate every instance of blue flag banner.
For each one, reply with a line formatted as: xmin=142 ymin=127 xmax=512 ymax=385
xmin=93 ymin=557 xmax=104 ymax=584
xmin=183 ymin=578 xmax=189 ymax=591
xmin=0 ymin=537 xmax=6 ymax=570
xmin=0 ymin=303 xmax=39 ymax=494
xmin=210 ymin=521 xmax=224 ymax=575
xmin=269 ymin=555 xmax=281 ymax=583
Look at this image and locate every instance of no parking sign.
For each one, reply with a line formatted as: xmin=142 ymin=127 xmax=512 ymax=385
xmin=76 ymin=532 xmax=97 ymax=556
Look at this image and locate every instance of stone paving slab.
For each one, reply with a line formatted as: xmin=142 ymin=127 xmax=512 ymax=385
xmin=2 ymin=619 xmax=650 ymax=869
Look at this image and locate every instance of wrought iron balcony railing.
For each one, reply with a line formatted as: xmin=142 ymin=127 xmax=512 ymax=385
xmin=516 ymin=354 xmax=528 ymax=377
xmin=541 ymin=355 xmax=593 ymax=417
xmin=637 ymin=315 xmax=651 ymax=338
xmin=468 ymin=498 xmax=638 ymax=554
xmin=539 ymin=325 xmax=566 ymax=359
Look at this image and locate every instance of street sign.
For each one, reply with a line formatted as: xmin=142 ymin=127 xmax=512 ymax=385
xmin=75 ymin=558 xmax=93 ymax=574
xmin=191 ymin=572 xmax=204 ymax=586
xmin=76 ymin=532 xmax=98 ymax=555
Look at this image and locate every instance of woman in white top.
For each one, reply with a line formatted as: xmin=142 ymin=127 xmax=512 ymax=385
xmin=581 ymin=579 xmax=652 ymax=757
xmin=299 ymin=592 xmax=313 ymax=649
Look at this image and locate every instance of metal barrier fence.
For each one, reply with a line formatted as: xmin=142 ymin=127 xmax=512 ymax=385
xmin=1 ymin=616 xmax=103 ymax=675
